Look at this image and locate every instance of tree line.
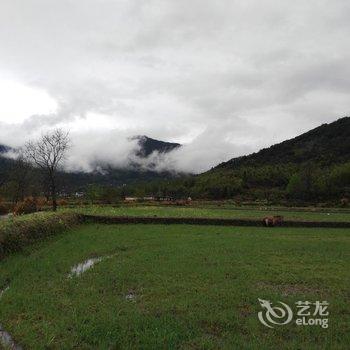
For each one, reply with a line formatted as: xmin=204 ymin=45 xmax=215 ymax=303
xmin=122 ymin=162 xmax=350 ymax=205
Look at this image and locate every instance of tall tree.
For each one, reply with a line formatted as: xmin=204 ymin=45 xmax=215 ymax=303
xmin=25 ymin=129 xmax=70 ymax=211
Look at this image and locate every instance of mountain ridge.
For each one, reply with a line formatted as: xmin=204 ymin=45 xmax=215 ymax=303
xmin=139 ymin=117 xmax=350 ymax=202
xmin=215 ymin=116 xmax=350 ymax=171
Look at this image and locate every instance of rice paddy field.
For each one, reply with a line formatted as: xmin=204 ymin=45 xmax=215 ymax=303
xmin=1 ymin=218 xmax=350 ymax=349
xmin=62 ymin=203 xmax=350 ymax=222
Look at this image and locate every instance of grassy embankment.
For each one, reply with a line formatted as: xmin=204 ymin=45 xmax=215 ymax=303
xmin=0 ymin=212 xmax=81 ymax=259
xmin=0 ymin=223 xmax=349 ymax=349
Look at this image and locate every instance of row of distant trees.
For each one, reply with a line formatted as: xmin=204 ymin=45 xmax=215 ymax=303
xmin=0 ymin=129 xmax=70 ymax=211
xmin=124 ymin=163 xmax=350 ymax=204
xmin=80 ymin=162 xmax=349 ymax=205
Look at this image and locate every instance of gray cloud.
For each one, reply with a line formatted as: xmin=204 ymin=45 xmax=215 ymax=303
xmin=0 ymin=0 xmax=349 ymax=173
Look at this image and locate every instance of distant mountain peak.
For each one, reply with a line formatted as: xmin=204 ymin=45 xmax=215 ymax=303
xmin=131 ymin=135 xmax=181 ymax=158
xmin=0 ymin=144 xmax=11 ymax=153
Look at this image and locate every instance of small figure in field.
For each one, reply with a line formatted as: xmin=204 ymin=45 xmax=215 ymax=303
xmin=340 ymin=198 xmax=349 ymax=207
xmin=263 ymin=215 xmax=284 ymax=227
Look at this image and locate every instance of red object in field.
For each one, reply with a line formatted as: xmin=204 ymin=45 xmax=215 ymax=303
xmin=263 ymin=215 xmax=284 ymax=227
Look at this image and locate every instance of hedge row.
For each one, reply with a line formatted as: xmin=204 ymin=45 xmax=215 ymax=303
xmin=82 ymin=215 xmax=350 ymax=228
xmin=0 ymin=213 xmax=83 ymax=259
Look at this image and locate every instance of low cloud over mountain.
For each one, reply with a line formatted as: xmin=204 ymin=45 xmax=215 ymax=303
xmin=1 ymin=0 xmax=349 ymax=174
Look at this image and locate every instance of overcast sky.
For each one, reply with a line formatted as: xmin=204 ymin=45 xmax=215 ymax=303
xmin=0 ymin=0 xmax=349 ymax=173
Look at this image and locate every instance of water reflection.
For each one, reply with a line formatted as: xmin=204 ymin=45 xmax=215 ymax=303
xmin=0 ymin=323 xmax=22 ymax=350
xmin=68 ymin=257 xmax=103 ymax=278
xmin=0 ymin=286 xmax=9 ymax=299
xmin=68 ymin=253 xmax=117 ymax=278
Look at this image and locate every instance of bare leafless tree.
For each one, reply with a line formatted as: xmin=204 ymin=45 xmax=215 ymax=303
xmin=25 ymin=129 xmax=70 ymax=211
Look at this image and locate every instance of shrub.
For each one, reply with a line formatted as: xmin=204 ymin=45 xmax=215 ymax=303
xmin=13 ymin=197 xmax=38 ymax=215
xmin=58 ymin=199 xmax=68 ymax=206
xmin=36 ymin=197 xmax=48 ymax=209
xmin=0 ymin=213 xmax=82 ymax=259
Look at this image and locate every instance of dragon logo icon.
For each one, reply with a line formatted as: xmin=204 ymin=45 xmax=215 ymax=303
xmin=258 ymin=298 xmax=293 ymax=328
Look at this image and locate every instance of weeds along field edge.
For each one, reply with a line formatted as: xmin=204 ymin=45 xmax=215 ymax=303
xmin=0 ymin=212 xmax=83 ymax=259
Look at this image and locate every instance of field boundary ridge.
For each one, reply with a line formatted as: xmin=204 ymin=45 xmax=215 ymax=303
xmin=81 ymin=215 xmax=350 ymax=228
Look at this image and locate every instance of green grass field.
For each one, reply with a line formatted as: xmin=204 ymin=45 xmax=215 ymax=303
xmin=63 ymin=204 xmax=350 ymax=222
xmin=1 ymin=224 xmax=349 ymax=349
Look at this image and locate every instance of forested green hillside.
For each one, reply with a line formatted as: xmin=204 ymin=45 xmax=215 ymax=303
xmin=128 ymin=118 xmax=350 ymax=204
